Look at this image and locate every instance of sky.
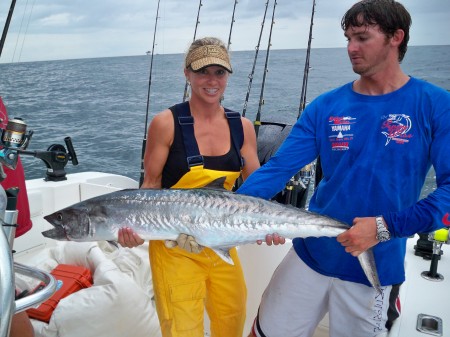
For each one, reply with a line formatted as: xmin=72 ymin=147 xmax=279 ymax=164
xmin=1 ymin=0 xmax=449 ymax=63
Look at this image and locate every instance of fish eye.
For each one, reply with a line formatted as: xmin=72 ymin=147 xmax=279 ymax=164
xmin=56 ymin=213 xmax=63 ymax=221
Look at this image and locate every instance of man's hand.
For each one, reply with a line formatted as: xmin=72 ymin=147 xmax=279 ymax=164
xmin=337 ymin=217 xmax=379 ymax=256
xmin=118 ymin=227 xmax=145 ymax=248
xmin=256 ymin=233 xmax=286 ymax=246
xmin=165 ymin=233 xmax=203 ymax=254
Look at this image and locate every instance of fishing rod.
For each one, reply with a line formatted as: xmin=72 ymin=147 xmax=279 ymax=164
xmin=182 ymin=0 xmax=203 ymax=102
xmin=139 ymin=0 xmax=161 ymax=186
xmin=299 ymin=0 xmax=323 ymax=191
xmin=242 ymin=0 xmax=270 ymax=118
xmin=0 ymin=0 xmax=17 ymax=58
xmin=254 ymin=0 xmax=277 ymax=137
xmin=297 ymin=0 xmax=316 ymax=119
xmin=227 ymin=0 xmax=239 ymax=51
xmin=290 ymin=0 xmax=318 ymax=207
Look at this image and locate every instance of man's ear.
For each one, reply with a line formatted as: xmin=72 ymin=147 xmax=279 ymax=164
xmin=391 ymin=29 xmax=405 ymax=47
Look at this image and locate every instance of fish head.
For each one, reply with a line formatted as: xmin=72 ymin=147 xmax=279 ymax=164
xmin=42 ymin=204 xmax=98 ymax=241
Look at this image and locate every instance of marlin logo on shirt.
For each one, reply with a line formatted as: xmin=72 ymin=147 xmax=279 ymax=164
xmin=381 ymin=114 xmax=412 ymax=145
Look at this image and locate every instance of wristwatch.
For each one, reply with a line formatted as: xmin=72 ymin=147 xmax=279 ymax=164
xmin=375 ymin=216 xmax=391 ymax=242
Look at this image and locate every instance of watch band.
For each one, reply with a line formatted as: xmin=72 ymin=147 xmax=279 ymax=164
xmin=376 ymin=216 xmax=391 ymax=242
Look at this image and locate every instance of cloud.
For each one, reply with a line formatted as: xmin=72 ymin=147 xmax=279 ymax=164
xmin=39 ymin=13 xmax=83 ymax=27
xmin=1 ymin=0 xmax=449 ymax=63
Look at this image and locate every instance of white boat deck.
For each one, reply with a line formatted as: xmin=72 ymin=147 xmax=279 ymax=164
xmin=389 ymin=235 xmax=449 ymax=337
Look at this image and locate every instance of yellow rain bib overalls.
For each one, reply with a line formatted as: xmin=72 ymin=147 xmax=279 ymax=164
xmin=149 ymin=102 xmax=247 ymax=337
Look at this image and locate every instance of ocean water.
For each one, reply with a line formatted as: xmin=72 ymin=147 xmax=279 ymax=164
xmin=0 ymin=45 xmax=449 ymax=198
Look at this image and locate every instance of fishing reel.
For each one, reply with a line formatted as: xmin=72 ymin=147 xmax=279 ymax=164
xmin=282 ymin=163 xmax=315 ymax=209
xmin=298 ymin=162 xmax=315 ymax=188
xmin=0 ymin=118 xmax=34 ymax=180
xmin=0 ymin=117 xmax=79 ymax=182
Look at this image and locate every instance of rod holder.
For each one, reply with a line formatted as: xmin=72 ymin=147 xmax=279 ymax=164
xmin=420 ymin=229 xmax=449 ymax=282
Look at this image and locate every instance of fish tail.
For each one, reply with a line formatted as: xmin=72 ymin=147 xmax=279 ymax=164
xmin=358 ymin=248 xmax=382 ymax=293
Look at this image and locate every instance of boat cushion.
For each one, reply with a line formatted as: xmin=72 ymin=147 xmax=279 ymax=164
xmin=27 ymin=241 xmax=162 ymax=337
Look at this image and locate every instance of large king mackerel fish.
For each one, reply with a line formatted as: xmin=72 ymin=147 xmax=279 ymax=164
xmin=42 ymin=187 xmax=381 ymax=292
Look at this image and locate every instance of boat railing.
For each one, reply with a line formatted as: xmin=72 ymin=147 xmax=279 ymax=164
xmin=0 ymin=176 xmax=57 ymax=336
xmin=0 ymin=224 xmax=15 ymax=337
xmin=0 ymin=200 xmax=58 ymax=337
xmin=13 ymin=263 xmax=58 ymax=313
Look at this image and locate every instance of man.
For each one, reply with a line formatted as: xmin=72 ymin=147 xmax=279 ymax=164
xmin=237 ymin=1 xmax=450 ymax=336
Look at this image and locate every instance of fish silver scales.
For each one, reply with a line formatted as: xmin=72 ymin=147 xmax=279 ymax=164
xmin=42 ymin=187 xmax=381 ymax=292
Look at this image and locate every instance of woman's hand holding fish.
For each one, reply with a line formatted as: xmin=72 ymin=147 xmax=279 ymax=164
xmin=166 ymin=233 xmax=203 ymax=253
xmin=257 ymin=233 xmax=286 ymax=246
xmin=118 ymin=227 xmax=145 ymax=248
xmin=117 ymin=228 xmax=202 ymax=253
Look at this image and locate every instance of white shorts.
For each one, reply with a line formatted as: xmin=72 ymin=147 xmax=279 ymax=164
xmin=251 ymin=248 xmax=401 ymax=337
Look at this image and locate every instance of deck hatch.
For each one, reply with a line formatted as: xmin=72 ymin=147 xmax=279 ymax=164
xmin=416 ymin=314 xmax=443 ymax=336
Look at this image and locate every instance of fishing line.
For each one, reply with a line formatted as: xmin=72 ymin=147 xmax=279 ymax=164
xmin=242 ymin=0 xmax=270 ymax=118
xmin=182 ymin=0 xmax=203 ymax=102
xmin=139 ymin=0 xmax=162 ymax=186
xmin=10 ymin=0 xmax=30 ymax=62
xmin=16 ymin=0 xmax=36 ymax=63
xmin=254 ymin=0 xmax=277 ymax=137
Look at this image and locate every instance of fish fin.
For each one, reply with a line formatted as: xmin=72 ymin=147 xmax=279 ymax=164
xmin=203 ymin=177 xmax=228 ymax=190
xmin=212 ymin=248 xmax=235 ymax=265
xmin=92 ymin=205 xmax=108 ymax=217
xmin=107 ymin=240 xmax=120 ymax=249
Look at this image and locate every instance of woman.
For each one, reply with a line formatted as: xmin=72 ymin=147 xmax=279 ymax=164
xmin=119 ymin=37 xmax=263 ymax=337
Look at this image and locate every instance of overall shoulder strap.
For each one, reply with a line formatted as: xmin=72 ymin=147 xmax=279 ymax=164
xmin=224 ymin=109 xmax=245 ymax=167
xmin=173 ymin=102 xmax=203 ymax=167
